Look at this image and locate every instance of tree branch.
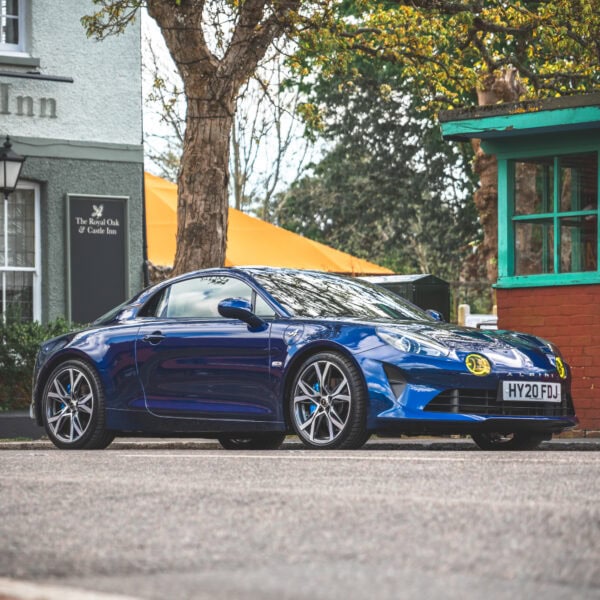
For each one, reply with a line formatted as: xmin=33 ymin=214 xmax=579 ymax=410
xmin=222 ymin=0 xmax=301 ymax=88
xmin=146 ymin=0 xmax=220 ymax=84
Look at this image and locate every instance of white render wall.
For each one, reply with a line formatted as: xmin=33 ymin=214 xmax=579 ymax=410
xmin=1 ymin=0 xmax=142 ymax=145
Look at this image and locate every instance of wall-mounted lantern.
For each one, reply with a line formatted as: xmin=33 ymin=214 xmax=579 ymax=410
xmin=0 ymin=136 xmax=26 ymax=323
xmin=0 ymin=136 xmax=26 ymax=200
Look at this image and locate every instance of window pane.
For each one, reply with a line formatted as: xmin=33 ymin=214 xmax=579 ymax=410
xmin=1 ymin=1 xmax=20 ymax=45
xmin=514 ymin=220 xmax=554 ymax=275
xmin=514 ymin=158 xmax=554 ymax=216
xmin=7 ymin=189 xmax=35 ymax=267
xmin=1 ymin=270 xmax=33 ymax=322
xmin=0 ymin=199 xmax=4 ymax=265
xmin=559 ymin=153 xmax=598 ymax=213
xmin=165 ymin=276 xmax=253 ymax=318
xmin=559 ymin=215 xmax=597 ymax=273
xmin=5 ymin=0 xmax=20 ymax=16
xmin=255 ymin=294 xmax=276 ymax=318
xmin=1 ymin=16 xmax=18 ymax=44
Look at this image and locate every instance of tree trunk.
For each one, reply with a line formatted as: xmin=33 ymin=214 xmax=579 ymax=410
xmin=470 ymin=141 xmax=499 ymax=283
xmin=173 ymin=92 xmax=235 ymax=275
xmin=231 ymin=119 xmax=244 ymax=211
xmin=146 ymin=0 xmax=301 ymax=275
xmin=465 ymin=70 xmax=525 ymax=284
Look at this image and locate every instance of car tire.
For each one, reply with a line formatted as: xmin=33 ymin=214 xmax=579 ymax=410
xmin=218 ymin=433 xmax=286 ymax=450
xmin=289 ymin=351 xmax=370 ymax=450
xmin=471 ymin=432 xmax=547 ymax=451
xmin=41 ymin=359 xmax=115 ymax=450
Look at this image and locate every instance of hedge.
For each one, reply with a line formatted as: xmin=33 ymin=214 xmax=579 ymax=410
xmin=0 ymin=319 xmax=76 ymax=411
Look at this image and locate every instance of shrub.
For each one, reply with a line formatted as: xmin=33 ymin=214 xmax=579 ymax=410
xmin=0 ymin=319 xmax=76 ymax=411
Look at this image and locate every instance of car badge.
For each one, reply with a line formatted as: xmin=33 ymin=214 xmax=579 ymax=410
xmin=555 ymin=357 xmax=567 ymax=379
xmin=465 ymin=354 xmax=491 ymax=376
xmin=284 ymin=325 xmax=304 ymax=345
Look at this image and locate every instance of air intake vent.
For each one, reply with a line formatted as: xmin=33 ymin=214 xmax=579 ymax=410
xmin=425 ymin=389 xmax=575 ymax=417
xmin=383 ymin=363 xmax=407 ymax=400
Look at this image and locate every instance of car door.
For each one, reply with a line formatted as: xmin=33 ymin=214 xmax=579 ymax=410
xmin=135 ymin=274 xmax=279 ymax=422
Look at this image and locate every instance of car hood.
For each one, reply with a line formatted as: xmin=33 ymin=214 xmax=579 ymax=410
xmin=373 ymin=320 xmax=539 ymax=349
xmin=367 ymin=319 xmax=559 ymax=367
xmin=304 ymin=316 xmax=556 ymax=365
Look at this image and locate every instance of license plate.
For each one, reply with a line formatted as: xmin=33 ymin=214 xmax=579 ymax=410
xmin=502 ymin=381 xmax=561 ymax=403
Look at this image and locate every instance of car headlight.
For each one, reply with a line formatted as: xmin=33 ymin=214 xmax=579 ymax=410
xmin=529 ymin=337 xmax=567 ymax=379
xmin=538 ymin=338 xmax=562 ymax=357
xmin=377 ymin=328 xmax=449 ymax=358
xmin=510 ymin=332 xmax=562 ymax=357
xmin=537 ymin=339 xmax=568 ymax=378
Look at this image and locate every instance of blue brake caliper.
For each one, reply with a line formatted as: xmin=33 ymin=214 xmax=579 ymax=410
xmin=309 ymin=382 xmax=320 ymax=414
xmin=60 ymin=383 xmax=71 ymax=410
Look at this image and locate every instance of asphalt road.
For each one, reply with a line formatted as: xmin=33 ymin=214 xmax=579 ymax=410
xmin=1 ymin=445 xmax=599 ymax=600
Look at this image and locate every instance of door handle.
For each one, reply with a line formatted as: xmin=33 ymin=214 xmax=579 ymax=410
xmin=142 ymin=331 xmax=165 ymax=345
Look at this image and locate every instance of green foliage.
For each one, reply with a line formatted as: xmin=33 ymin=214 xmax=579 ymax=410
xmin=275 ymin=62 xmax=480 ymax=280
xmin=284 ymin=0 xmax=600 ymax=299
xmin=0 ymin=319 xmax=76 ymax=411
xmin=81 ymin=0 xmax=142 ymax=40
xmin=293 ymin=0 xmax=600 ymax=112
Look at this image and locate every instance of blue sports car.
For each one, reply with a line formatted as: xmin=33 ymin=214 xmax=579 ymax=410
xmin=31 ymin=267 xmax=577 ymax=450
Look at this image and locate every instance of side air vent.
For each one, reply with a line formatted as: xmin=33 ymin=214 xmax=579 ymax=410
xmin=383 ymin=364 xmax=407 ymax=400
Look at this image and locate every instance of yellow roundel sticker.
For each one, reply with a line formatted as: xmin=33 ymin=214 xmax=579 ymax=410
xmin=555 ymin=356 xmax=567 ymax=379
xmin=465 ymin=354 xmax=491 ymax=376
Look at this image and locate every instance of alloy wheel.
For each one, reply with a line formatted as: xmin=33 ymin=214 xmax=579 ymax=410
xmin=293 ymin=359 xmax=352 ymax=446
xmin=45 ymin=366 xmax=94 ymax=444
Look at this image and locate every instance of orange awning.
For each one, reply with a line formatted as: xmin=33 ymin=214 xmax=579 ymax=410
xmin=144 ymin=172 xmax=392 ymax=276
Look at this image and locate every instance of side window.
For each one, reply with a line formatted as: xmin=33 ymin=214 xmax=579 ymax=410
xmin=255 ymin=294 xmax=276 ymax=318
xmin=138 ymin=287 xmax=167 ymax=318
xmin=139 ymin=276 xmax=277 ymax=319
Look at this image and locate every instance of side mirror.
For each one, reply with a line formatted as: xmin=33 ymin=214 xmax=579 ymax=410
xmin=426 ymin=309 xmax=444 ymax=322
xmin=218 ymin=298 xmax=266 ymax=330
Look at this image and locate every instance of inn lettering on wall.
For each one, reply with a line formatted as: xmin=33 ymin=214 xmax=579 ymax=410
xmin=0 ymin=83 xmax=57 ymax=118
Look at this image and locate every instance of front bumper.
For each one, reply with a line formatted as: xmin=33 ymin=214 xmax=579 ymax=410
xmin=360 ymin=351 xmax=577 ymax=435
xmin=376 ymin=415 xmax=578 ymax=436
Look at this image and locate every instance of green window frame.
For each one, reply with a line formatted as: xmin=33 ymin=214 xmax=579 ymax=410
xmin=497 ymin=140 xmax=600 ymax=288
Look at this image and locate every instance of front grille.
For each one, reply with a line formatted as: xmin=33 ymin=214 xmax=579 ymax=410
xmin=425 ymin=389 xmax=575 ymax=417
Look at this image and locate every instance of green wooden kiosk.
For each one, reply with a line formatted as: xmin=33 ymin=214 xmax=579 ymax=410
xmin=440 ymin=93 xmax=600 ymax=433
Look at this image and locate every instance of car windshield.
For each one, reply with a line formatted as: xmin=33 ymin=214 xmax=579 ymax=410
xmin=249 ymin=269 xmax=433 ymax=321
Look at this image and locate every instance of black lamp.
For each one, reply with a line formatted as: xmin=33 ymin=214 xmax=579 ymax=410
xmin=0 ymin=136 xmax=26 ymax=200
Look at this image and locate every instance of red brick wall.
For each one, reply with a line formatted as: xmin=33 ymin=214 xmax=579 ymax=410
xmin=497 ymin=285 xmax=600 ymax=433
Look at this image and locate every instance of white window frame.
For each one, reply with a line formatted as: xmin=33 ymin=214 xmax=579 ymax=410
xmin=1 ymin=180 xmax=41 ymax=322
xmin=0 ymin=0 xmax=27 ymax=54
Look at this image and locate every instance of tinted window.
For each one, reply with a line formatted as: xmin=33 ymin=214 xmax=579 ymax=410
xmin=141 ymin=276 xmax=276 ymax=319
xmin=254 ymin=294 xmax=277 ymax=318
xmin=249 ymin=270 xmax=432 ymax=321
xmin=94 ymin=287 xmax=148 ymax=325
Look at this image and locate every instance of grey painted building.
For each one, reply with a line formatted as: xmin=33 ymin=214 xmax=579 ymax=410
xmin=0 ymin=0 xmax=144 ymax=323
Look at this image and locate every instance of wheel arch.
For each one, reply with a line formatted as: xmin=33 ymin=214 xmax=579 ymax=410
xmin=34 ymin=351 xmax=103 ymax=425
xmin=281 ymin=341 xmax=369 ymax=430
